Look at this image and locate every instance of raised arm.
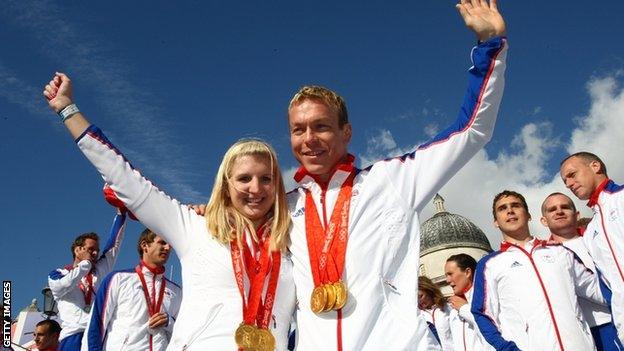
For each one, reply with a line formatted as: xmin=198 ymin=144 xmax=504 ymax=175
xmin=43 ymin=73 xmax=199 ymax=257
xmin=456 ymin=0 xmax=506 ymax=42
xmin=94 ymin=212 xmax=126 ymax=281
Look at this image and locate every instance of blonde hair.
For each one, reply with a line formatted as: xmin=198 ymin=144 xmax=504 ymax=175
xmin=205 ymin=139 xmax=290 ymax=251
xmin=288 ymin=85 xmax=349 ymax=127
xmin=418 ymin=276 xmax=447 ymax=310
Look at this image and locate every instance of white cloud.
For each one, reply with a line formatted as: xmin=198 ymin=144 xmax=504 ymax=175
xmin=357 ymin=74 xmax=624 ymax=248
xmin=1 ymin=1 xmax=206 ymax=202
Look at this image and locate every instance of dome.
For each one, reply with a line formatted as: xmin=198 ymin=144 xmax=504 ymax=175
xmin=420 ymin=194 xmax=492 ymax=256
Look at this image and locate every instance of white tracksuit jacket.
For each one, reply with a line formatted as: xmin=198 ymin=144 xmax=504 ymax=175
xmin=561 ymin=236 xmax=613 ymax=329
xmin=423 ymin=304 xmax=455 ymax=351
xmin=48 ymin=214 xmax=126 ymax=342
xmin=287 ymin=36 xmax=507 ymax=350
xmin=83 ymin=265 xmax=182 ymax=351
xmin=74 ymin=128 xmax=296 ymax=350
xmin=472 ymin=238 xmax=604 ymax=351
xmin=449 ymin=288 xmax=494 ymax=351
xmin=584 ymin=179 xmax=624 ymax=343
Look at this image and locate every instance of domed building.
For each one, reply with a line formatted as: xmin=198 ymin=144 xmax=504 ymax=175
xmin=419 ymin=194 xmax=493 ymax=295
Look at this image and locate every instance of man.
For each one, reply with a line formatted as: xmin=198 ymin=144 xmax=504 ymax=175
xmin=84 ymin=228 xmax=181 ymax=351
xmin=285 ymin=1 xmax=507 ymax=349
xmin=33 ymin=319 xmax=61 ymax=351
xmin=541 ymin=192 xmax=622 ymax=350
xmin=560 ymin=151 xmax=624 ymax=343
xmin=472 ymin=190 xmax=604 ymax=350
xmin=47 ymin=213 xmax=126 ymax=350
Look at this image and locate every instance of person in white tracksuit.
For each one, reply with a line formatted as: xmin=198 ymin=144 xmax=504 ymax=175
xmin=560 ymin=152 xmax=624 ymax=345
xmin=472 ymin=190 xmax=605 ymax=351
xmin=540 ymin=192 xmax=623 ymax=351
xmin=285 ymin=1 xmax=507 ymax=349
xmin=48 ymin=212 xmax=126 ymax=351
xmin=42 ymin=77 xmax=296 ymax=350
xmin=418 ymin=276 xmax=455 ymax=351
xmin=84 ymin=229 xmax=182 ymax=351
xmin=444 ymin=254 xmax=493 ymax=351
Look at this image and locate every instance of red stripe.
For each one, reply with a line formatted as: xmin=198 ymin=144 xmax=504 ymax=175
xmin=337 ymin=309 xmax=343 ymax=351
xmin=516 ymin=244 xmax=565 ymax=350
xmin=417 ymin=39 xmax=506 ymax=151
xmin=596 ymin=204 xmax=624 ymax=282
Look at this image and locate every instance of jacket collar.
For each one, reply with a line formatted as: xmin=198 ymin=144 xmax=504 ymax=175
xmin=294 ymin=153 xmax=356 ymax=187
xmin=587 ymin=178 xmax=611 ymax=207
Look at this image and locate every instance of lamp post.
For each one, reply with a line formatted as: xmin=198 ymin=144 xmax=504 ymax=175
xmin=41 ymin=287 xmax=57 ymax=319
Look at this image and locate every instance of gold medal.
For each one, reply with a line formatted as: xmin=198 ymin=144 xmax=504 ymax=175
xmin=253 ymin=328 xmax=276 ymax=351
xmin=310 ymin=285 xmax=327 ymax=313
xmin=323 ymin=283 xmax=337 ymax=311
xmin=332 ymin=281 xmax=348 ymax=310
xmin=235 ymin=323 xmax=257 ymax=350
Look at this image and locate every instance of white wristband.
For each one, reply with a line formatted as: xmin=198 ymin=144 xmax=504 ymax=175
xmin=58 ymin=103 xmax=80 ymax=122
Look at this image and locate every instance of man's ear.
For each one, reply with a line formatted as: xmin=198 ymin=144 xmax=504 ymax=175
xmin=342 ymin=123 xmax=352 ymax=143
xmin=540 ymin=216 xmax=549 ymax=227
xmin=589 ymin=160 xmax=602 ymax=174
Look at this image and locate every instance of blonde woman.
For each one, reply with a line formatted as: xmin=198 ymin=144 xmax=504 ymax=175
xmin=43 ymin=72 xmax=295 ymax=350
xmin=419 ymin=276 xmax=454 ymax=351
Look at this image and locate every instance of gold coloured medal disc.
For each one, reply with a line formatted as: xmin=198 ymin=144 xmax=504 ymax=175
xmin=253 ymin=328 xmax=276 ymax=351
xmin=323 ymin=284 xmax=337 ymax=311
xmin=310 ymin=285 xmax=327 ymax=314
xmin=235 ymin=323 xmax=257 ymax=350
xmin=332 ymin=281 xmax=348 ymax=310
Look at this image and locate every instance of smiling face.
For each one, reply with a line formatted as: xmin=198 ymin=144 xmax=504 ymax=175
xmin=444 ymin=261 xmax=473 ymax=296
xmin=560 ymin=156 xmax=606 ymax=200
xmin=540 ymin=193 xmax=579 ymax=240
xmin=227 ymin=154 xmax=276 ymax=228
xmin=493 ymin=194 xmax=531 ymax=241
xmin=289 ymin=99 xmax=352 ymax=182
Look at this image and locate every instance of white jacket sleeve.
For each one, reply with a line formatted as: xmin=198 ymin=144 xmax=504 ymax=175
xmin=376 ymin=37 xmax=507 ymax=212
xmin=48 ymin=260 xmax=92 ymax=299
xmin=75 ymin=126 xmax=202 ymax=259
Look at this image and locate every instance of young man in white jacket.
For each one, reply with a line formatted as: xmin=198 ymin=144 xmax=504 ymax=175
xmin=472 ymin=190 xmax=604 ymax=351
xmin=560 ymin=152 xmax=624 ymax=344
xmin=84 ymin=228 xmax=182 ymax=351
xmin=540 ymin=192 xmax=623 ymax=351
xmin=48 ymin=213 xmax=126 ymax=350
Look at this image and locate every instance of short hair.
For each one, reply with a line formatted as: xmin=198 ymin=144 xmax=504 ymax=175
xmin=288 ymin=85 xmax=349 ymax=127
xmin=70 ymin=232 xmax=99 ymax=259
xmin=36 ymin=319 xmax=61 ymax=335
xmin=541 ymin=192 xmax=576 ymax=215
xmin=137 ymin=228 xmax=157 ymax=258
xmin=418 ymin=276 xmax=446 ymax=310
xmin=561 ymin=151 xmax=608 ymax=176
xmin=492 ymin=190 xmax=529 ymax=220
xmin=446 ymin=253 xmax=477 ymax=273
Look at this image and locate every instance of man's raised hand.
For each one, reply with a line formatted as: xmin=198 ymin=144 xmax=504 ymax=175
xmin=456 ymin=0 xmax=506 ymax=42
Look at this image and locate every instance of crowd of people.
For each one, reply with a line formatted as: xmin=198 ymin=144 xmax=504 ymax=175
xmin=33 ymin=0 xmax=624 ymax=350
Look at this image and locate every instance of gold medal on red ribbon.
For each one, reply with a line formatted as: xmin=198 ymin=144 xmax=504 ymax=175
xmin=324 ymin=283 xmax=337 ymax=311
xmin=304 ymin=163 xmax=356 ymax=314
xmin=235 ymin=323 xmax=257 ymax=350
xmin=332 ymin=281 xmax=348 ymax=310
xmin=253 ymin=327 xmax=276 ymax=351
xmin=230 ymin=225 xmax=281 ymax=350
xmin=310 ymin=285 xmax=327 ymax=314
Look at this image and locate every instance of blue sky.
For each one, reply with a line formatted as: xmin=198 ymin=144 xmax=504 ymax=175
xmin=2 ymin=0 xmax=624 ymax=317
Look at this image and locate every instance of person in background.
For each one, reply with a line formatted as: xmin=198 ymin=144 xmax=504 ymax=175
xmin=444 ymin=254 xmax=493 ymax=351
xmin=540 ymin=192 xmax=622 ymax=351
xmin=33 ymin=319 xmax=62 ymax=351
xmin=47 ymin=212 xmax=126 ymax=351
xmin=560 ymin=151 xmax=624 ymax=343
xmin=419 ymin=276 xmax=455 ymax=351
xmin=84 ymin=228 xmax=182 ymax=351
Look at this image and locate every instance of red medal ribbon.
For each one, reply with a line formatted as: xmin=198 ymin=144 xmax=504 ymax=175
xmin=135 ymin=262 xmax=166 ymax=317
xmin=78 ymin=271 xmax=94 ymax=305
xmin=305 ymin=172 xmax=355 ymax=286
xmin=231 ymin=227 xmax=282 ymax=329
